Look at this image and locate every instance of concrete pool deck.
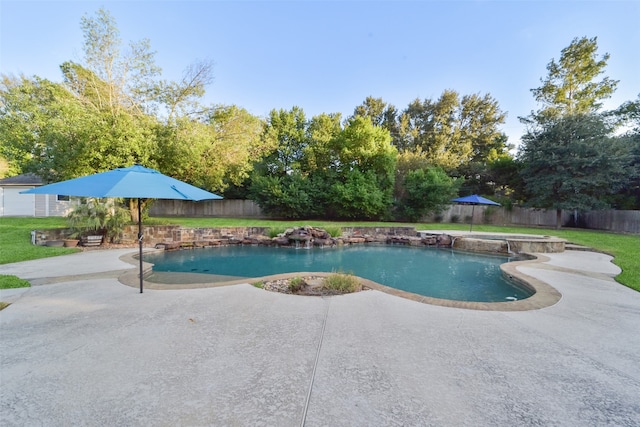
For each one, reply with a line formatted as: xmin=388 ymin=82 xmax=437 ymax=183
xmin=1 ymin=248 xmax=639 ymax=426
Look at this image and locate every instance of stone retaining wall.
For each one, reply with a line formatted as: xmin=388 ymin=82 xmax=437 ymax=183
xmin=33 ymin=225 xmax=565 ymax=254
xmin=118 ymin=225 xmax=454 ymax=250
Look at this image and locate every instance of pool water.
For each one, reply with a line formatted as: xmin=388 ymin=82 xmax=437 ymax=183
xmin=145 ymin=245 xmax=533 ymax=302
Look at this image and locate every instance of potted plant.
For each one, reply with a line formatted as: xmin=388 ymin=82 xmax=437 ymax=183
xmin=63 ymin=238 xmax=80 ymax=247
xmin=66 ymin=198 xmax=132 ymax=246
xmin=66 ymin=198 xmax=109 ymax=246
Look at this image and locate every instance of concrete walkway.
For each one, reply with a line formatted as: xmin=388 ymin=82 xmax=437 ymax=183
xmin=1 ymin=249 xmax=639 ymax=426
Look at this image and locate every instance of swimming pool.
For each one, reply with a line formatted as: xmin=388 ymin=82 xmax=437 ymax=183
xmin=144 ymin=245 xmax=533 ymax=302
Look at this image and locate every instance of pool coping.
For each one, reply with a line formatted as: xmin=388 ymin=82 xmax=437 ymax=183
xmin=118 ymin=249 xmax=563 ymax=312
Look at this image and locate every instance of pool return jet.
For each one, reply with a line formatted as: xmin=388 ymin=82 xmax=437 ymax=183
xmin=22 ymin=165 xmax=222 ymax=293
xmin=451 ymin=194 xmax=501 ymax=232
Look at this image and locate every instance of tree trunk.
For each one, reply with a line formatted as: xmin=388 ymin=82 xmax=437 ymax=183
xmin=556 ymin=208 xmax=562 ymax=230
xmin=129 ymin=199 xmax=139 ymax=223
xmin=128 ymin=198 xmax=148 ymax=223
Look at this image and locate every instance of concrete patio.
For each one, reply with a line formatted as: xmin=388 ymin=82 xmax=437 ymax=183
xmin=1 ymin=248 xmax=639 ymax=426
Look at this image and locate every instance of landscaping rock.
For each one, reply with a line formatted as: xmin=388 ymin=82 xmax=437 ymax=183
xmin=272 ymin=237 xmax=290 ymax=246
xmin=436 ymin=234 xmax=452 ymax=246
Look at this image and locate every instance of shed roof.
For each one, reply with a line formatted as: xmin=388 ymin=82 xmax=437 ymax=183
xmin=0 ymin=173 xmax=43 ymax=186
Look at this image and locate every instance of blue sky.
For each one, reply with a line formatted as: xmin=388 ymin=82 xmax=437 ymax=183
xmin=1 ymin=0 xmax=639 ymax=148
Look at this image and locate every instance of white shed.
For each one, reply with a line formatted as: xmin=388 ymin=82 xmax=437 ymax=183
xmin=0 ymin=174 xmax=74 ymax=217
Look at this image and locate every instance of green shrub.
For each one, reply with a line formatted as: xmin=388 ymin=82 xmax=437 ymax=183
xmin=324 ymin=226 xmax=342 ymax=237
xmin=450 ymin=214 xmax=460 ymax=223
xmin=252 ymin=281 xmax=264 ymax=289
xmin=267 ymin=227 xmax=287 ymax=238
xmin=289 ymin=276 xmax=305 ymax=292
xmin=329 ymin=169 xmax=391 ymax=220
xmin=322 ymin=273 xmax=361 ymax=293
xmin=250 ymin=174 xmax=317 ymax=219
xmin=399 ymin=166 xmax=459 ymax=222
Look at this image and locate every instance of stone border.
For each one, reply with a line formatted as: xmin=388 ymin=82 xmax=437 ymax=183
xmin=118 ymin=248 xmax=562 ymax=311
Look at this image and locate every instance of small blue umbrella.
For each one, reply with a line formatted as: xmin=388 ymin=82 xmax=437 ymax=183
xmin=451 ymin=194 xmax=501 ymax=231
xmin=22 ymin=165 xmax=222 ymax=292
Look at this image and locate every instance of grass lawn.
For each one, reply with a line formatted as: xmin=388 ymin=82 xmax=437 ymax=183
xmin=0 ymin=275 xmax=30 ymax=289
xmin=1 ymin=217 xmax=638 ymax=292
xmin=0 ymin=218 xmax=79 ymax=293
xmin=0 ymin=217 xmax=79 ymax=264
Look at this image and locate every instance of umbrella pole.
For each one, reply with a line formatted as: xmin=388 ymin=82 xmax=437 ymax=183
xmin=138 ymin=198 xmax=143 ymax=293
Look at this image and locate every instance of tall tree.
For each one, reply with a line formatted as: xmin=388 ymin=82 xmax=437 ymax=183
xmin=0 ymin=75 xmax=157 ymax=182
xmin=352 ymin=96 xmax=400 ymax=140
xmin=398 ymin=166 xmax=459 ymax=222
xmin=78 ymin=8 xmax=214 ymax=119
xmin=459 ymin=93 xmax=509 ymax=162
xmin=399 ymin=91 xmax=468 ymax=169
xmin=302 ymin=112 xmax=342 ymax=173
xmin=79 ymin=8 xmax=160 ymax=114
xmin=156 ymin=105 xmax=266 ymax=194
xmin=393 ymin=149 xmax=432 ymax=202
xmin=519 ymin=113 xmax=633 ymax=228
xmin=518 ymin=36 xmax=633 ymax=226
xmin=249 ymin=112 xmax=398 ymax=220
xmin=610 ymin=95 xmax=640 ymax=208
xmin=527 ymin=36 xmax=618 ymax=123
xmin=395 ymin=90 xmax=508 ymax=170
xmin=328 ymin=117 xmax=397 ymax=219
xmin=1 ymin=9 xmax=271 ymax=222
xmin=257 ymin=107 xmax=307 ymax=176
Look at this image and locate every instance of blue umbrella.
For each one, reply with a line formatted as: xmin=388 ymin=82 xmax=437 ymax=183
xmin=22 ymin=165 xmax=222 ymax=292
xmin=451 ymin=194 xmax=501 ymax=231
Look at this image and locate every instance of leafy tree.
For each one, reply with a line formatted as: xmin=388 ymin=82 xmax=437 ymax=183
xmin=0 ymin=76 xmax=64 ymax=177
xmin=393 ymin=149 xmax=432 ymax=202
xmin=353 ymin=96 xmax=389 ymax=127
xmin=399 ymin=166 xmax=459 ymax=222
xmin=157 ymin=105 xmax=267 ymax=194
xmin=249 ymin=173 xmax=316 ymax=219
xmin=331 ymin=117 xmax=397 ymax=182
xmin=154 ymin=60 xmax=214 ymax=120
xmin=399 ymin=91 xmax=467 ymax=169
xmin=352 ymin=96 xmax=400 ymax=142
xmin=486 ymin=154 xmax=526 ymax=202
xmin=79 ymin=8 xmax=161 ymax=114
xmin=1 ymin=9 xmax=273 ymax=223
xmin=0 ymin=75 xmax=156 ymax=182
xmin=518 ymin=36 xmax=636 ymax=225
xmin=460 ymin=94 xmax=509 ymax=162
xmin=257 ymin=107 xmax=307 ymax=176
xmin=527 ymin=36 xmax=619 ymax=123
xmin=395 ymin=90 xmax=508 ymax=170
xmin=329 ymin=169 xmax=389 ymax=220
xmin=519 ymin=113 xmax=633 ymax=228
xmin=249 ymin=111 xmax=398 ymax=220
xmin=302 ymin=112 xmax=342 ymax=173
xmin=610 ymin=95 xmax=640 ymax=208
xmin=0 ymin=156 xmax=14 ymax=178
xmin=324 ymin=118 xmax=397 ymax=219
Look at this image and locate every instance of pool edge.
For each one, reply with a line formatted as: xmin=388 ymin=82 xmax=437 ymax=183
xmin=117 ymin=250 xmax=562 ymax=312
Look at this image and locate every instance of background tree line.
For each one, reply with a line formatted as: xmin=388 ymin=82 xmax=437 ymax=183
xmin=1 ymin=9 xmax=638 ymax=225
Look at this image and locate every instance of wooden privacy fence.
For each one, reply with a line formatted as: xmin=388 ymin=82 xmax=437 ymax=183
xmin=425 ymin=205 xmax=640 ymax=233
xmin=149 ymin=199 xmax=639 ymax=234
xmin=581 ymin=210 xmax=640 ymax=234
xmin=149 ymin=199 xmax=266 ymax=218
